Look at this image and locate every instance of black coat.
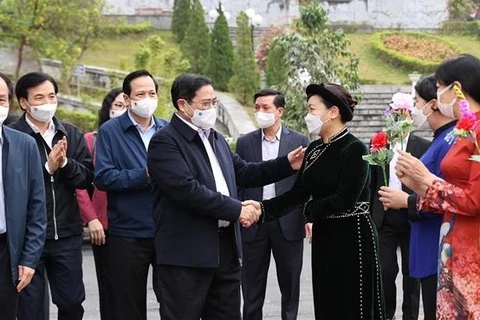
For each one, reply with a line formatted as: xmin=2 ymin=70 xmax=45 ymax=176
xmin=147 ymin=114 xmax=295 ymax=268
xmin=236 ymin=126 xmax=309 ymax=242
xmin=10 ymin=115 xmax=93 ymax=239
xmin=369 ymin=133 xmax=430 ymax=229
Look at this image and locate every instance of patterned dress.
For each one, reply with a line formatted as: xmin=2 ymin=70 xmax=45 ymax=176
xmin=262 ymin=128 xmax=385 ymax=319
xmin=418 ymin=111 xmax=480 ymax=319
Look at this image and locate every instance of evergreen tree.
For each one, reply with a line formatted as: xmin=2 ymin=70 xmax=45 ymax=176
xmin=171 ymin=0 xmax=191 ymax=43
xmin=181 ymin=0 xmax=210 ymax=74
xmin=206 ymin=5 xmax=234 ymax=91
xmin=265 ymin=3 xmax=359 ymax=132
xmin=229 ymin=11 xmax=260 ymax=105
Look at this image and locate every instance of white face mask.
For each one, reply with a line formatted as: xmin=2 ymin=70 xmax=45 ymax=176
xmin=437 ymin=84 xmax=456 ymax=119
xmin=186 ymin=103 xmax=217 ymax=130
xmin=0 ymin=107 xmax=9 ymax=125
xmin=255 ymin=111 xmax=276 ymax=129
xmin=110 ymin=108 xmax=126 ymax=119
xmin=304 ymin=110 xmax=329 ymax=136
xmin=411 ymin=101 xmax=433 ymax=130
xmin=28 ymin=102 xmax=57 ymax=123
xmin=130 ymin=98 xmax=158 ymax=118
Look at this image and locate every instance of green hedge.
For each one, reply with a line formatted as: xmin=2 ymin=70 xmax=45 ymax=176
xmin=371 ymin=32 xmax=459 ymax=74
xmin=103 ymin=21 xmax=154 ymax=37
xmin=441 ymin=20 xmax=480 ymax=35
xmin=55 ymin=107 xmax=98 ymax=133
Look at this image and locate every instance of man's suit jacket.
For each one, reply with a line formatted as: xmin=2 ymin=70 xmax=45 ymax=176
xmin=236 ymin=126 xmax=309 ymax=242
xmin=2 ymin=126 xmax=47 ymax=283
xmin=147 ymin=114 xmax=296 ymax=268
xmin=370 ymin=133 xmax=430 ymax=229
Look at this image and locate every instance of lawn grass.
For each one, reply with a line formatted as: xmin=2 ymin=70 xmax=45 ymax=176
xmin=346 ymin=33 xmax=411 ymax=84
xmin=81 ymin=30 xmax=176 ymax=70
xmin=80 ymin=30 xmax=480 ymax=85
xmin=346 ymin=33 xmax=480 ymax=84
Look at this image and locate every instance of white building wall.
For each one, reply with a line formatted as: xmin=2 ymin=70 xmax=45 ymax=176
xmin=103 ymin=0 xmax=449 ymax=29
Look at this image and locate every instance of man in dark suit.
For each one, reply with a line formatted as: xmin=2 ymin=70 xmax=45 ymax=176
xmin=236 ymin=89 xmax=309 ymax=320
xmin=370 ymin=129 xmax=430 ymax=320
xmin=0 ymin=73 xmax=47 ymax=320
xmin=147 ymin=74 xmax=305 ymax=320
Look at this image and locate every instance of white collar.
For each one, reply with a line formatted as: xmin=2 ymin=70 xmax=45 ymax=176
xmin=175 ymin=113 xmax=204 ymax=133
xmin=127 ymin=110 xmax=155 ymax=131
xmin=261 ymin=125 xmax=282 ymax=142
xmin=25 ymin=114 xmax=55 ymax=134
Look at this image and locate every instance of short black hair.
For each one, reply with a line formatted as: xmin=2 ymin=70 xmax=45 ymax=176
xmin=435 ymin=54 xmax=480 ymax=104
xmin=306 ymin=83 xmax=357 ymax=123
xmin=170 ymin=74 xmax=213 ymax=110
xmin=254 ymin=89 xmax=285 ymax=109
xmin=414 ymin=74 xmax=436 ymax=103
xmin=0 ymin=72 xmax=14 ymax=103
xmin=15 ymin=72 xmax=58 ymax=104
xmin=98 ymin=88 xmax=123 ymax=128
xmin=122 ymin=70 xmax=158 ymax=96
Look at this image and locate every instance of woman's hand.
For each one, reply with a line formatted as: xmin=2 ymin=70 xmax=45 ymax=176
xmin=395 ymin=150 xmax=437 ymax=196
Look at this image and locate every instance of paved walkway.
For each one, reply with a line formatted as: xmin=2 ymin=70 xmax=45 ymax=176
xmin=50 ymin=244 xmax=423 ymax=319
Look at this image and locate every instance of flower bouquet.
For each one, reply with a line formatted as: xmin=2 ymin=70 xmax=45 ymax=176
xmin=445 ymin=85 xmax=480 ymax=162
xmin=363 ymin=131 xmax=394 ymax=186
xmin=384 ymin=92 xmax=415 ymax=150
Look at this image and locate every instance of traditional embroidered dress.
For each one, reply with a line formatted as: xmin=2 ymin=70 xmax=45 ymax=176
xmin=262 ymin=127 xmax=385 ymax=319
xmin=418 ymin=111 xmax=480 ymax=319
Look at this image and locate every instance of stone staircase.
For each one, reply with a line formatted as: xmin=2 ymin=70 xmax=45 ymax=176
xmin=349 ymin=85 xmax=432 ymax=144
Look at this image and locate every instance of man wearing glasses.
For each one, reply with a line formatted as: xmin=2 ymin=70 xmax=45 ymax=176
xmin=94 ymin=70 xmax=168 ymax=320
xmin=147 ymin=74 xmax=305 ymax=319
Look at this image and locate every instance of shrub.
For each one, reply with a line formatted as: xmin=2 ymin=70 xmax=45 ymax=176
xmin=55 ymin=107 xmax=98 ymax=133
xmin=441 ymin=20 xmax=480 ymax=35
xmin=371 ymin=32 xmax=459 ymax=74
xmin=103 ymin=21 xmax=154 ymax=37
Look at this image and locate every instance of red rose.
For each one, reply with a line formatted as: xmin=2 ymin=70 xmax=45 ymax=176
xmin=370 ymin=131 xmax=388 ymax=152
xmin=456 ymin=114 xmax=476 ymax=131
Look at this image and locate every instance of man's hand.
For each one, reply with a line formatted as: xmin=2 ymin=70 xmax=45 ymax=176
xmin=88 ymin=218 xmax=106 ymax=246
xmin=17 ymin=265 xmax=35 ymax=292
xmin=287 ymin=146 xmax=306 ymax=171
xmin=57 ymin=136 xmax=68 ymax=166
xmin=305 ymin=223 xmax=313 ymax=244
xmin=239 ymin=201 xmax=261 ymax=227
xmin=378 ymin=187 xmax=409 ymax=210
xmin=47 ymin=142 xmax=62 ymax=173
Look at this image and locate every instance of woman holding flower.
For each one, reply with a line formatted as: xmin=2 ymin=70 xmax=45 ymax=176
xmin=396 ymin=54 xmax=480 ymax=319
xmin=378 ymin=75 xmax=456 ymax=320
xmin=256 ymin=83 xmax=385 ymax=319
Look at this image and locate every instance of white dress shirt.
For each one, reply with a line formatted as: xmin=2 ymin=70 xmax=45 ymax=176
xmin=389 ymin=134 xmax=409 ymax=190
xmin=25 ymin=116 xmax=67 ymax=174
xmin=261 ymin=126 xmax=282 ymax=200
xmin=176 ymin=114 xmax=230 ymax=227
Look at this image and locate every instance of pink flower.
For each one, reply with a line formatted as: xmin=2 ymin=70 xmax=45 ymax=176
xmin=390 ymin=92 xmax=414 ymax=111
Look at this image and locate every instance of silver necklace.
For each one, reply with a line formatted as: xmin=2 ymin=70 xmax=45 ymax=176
xmin=304 ymin=127 xmax=348 ymax=172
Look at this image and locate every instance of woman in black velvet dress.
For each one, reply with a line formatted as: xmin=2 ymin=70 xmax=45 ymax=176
xmin=259 ymin=83 xmax=385 ymax=319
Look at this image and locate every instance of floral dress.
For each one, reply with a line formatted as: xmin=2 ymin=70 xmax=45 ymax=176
xmin=418 ymin=111 xmax=480 ymax=319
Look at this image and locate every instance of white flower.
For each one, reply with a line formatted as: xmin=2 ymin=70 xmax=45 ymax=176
xmin=390 ymin=92 xmax=414 ymax=111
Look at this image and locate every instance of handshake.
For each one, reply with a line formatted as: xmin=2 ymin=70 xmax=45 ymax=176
xmin=239 ymin=200 xmax=261 ymax=228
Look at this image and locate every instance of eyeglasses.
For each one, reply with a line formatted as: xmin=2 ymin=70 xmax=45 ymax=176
xmin=112 ymin=102 xmax=126 ymax=110
xmin=190 ymin=98 xmax=219 ymax=109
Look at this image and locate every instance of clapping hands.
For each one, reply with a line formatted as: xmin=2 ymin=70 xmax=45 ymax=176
xmin=239 ymin=200 xmax=261 ymax=228
xmin=47 ymin=136 xmax=68 ymax=173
